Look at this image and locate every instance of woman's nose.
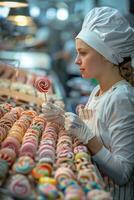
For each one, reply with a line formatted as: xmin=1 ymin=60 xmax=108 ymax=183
xmin=75 ymin=55 xmax=81 ymax=65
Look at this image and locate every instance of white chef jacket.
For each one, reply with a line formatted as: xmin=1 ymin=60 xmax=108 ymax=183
xmin=85 ymin=79 xmax=134 ymax=200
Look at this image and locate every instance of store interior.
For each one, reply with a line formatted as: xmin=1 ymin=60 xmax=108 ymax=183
xmin=0 ymin=0 xmax=133 ymax=111
xmin=0 ymin=0 xmax=134 ymax=199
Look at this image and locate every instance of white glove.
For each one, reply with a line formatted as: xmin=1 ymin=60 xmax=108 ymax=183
xmin=65 ymin=110 xmax=94 ymax=144
xmin=76 ymin=104 xmax=92 ymax=125
xmin=42 ymin=102 xmax=65 ymax=125
xmin=78 ymin=107 xmax=92 ymax=123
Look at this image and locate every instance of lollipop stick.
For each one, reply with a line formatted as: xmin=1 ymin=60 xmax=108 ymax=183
xmin=44 ymin=93 xmax=47 ymax=102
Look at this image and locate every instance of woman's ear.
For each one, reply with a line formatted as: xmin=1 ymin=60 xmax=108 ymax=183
xmin=119 ymin=61 xmax=133 ymax=77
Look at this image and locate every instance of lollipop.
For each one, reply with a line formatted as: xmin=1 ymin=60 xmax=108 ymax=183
xmin=75 ymin=104 xmax=85 ymax=115
xmin=0 ymin=160 xmax=9 ymax=179
xmin=34 ymin=77 xmax=51 ymax=102
xmin=7 ymin=174 xmax=32 ymax=198
xmin=38 ymin=183 xmax=59 ymax=199
xmin=13 ymin=156 xmax=35 ymax=174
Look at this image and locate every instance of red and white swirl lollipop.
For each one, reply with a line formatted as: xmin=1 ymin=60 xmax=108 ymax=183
xmin=75 ymin=104 xmax=85 ymax=115
xmin=34 ymin=77 xmax=51 ymax=101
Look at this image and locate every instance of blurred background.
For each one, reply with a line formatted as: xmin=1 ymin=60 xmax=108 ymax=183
xmin=0 ymin=0 xmax=134 ymax=111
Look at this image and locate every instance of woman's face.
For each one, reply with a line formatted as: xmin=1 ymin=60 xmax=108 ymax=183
xmin=75 ymin=39 xmax=107 ymax=79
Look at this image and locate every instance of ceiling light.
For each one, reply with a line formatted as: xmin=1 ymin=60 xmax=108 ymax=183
xmin=0 ymin=0 xmax=28 ymax=8
xmin=57 ymin=8 xmax=69 ymax=21
xmin=46 ymin=8 xmax=57 ymax=20
xmin=0 ymin=6 xmax=10 ymax=18
xmin=8 ymin=15 xmax=33 ymax=26
xmin=7 ymin=7 xmax=34 ymax=26
xmin=29 ymin=6 xmax=40 ymax=18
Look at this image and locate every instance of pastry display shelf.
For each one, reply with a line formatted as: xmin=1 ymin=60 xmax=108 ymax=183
xmin=0 ymin=88 xmax=43 ymax=106
xmin=0 ymin=51 xmax=51 ymax=71
xmin=0 ymin=56 xmax=66 ymax=102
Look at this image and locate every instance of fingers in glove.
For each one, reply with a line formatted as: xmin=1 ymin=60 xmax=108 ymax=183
xmin=84 ymin=108 xmax=90 ymax=120
xmin=76 ymin=104 xmax=85 ymax=115
xmin=65 ymin=112 xmax=77 ymax=118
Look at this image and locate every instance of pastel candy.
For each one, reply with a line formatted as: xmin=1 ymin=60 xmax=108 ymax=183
xmin=13 ymin=156 xmax=35 ymax=174
xmin=34 ymin=77 xmax=51 ymax=93
xmin=7 ymin=174 xmax=31 ymax=198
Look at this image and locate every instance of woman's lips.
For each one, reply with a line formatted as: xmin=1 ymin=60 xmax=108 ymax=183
xmin=80 ymin=68 xmax=85 ymax=72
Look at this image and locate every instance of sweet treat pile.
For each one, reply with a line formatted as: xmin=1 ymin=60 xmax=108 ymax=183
xmin=72 ymin=137 xmax=109 ymax=200
xmin=87 ymin=189 xmax=112 ymax=200
xmin=0 ymin=106 xmax=23 ymax=142
xmin=56 ymin=129 xmax=74 ymax=170
xmin=19 ymin=115 xmax=46 ymax=158
xmin=0 ymin=103 xmax=12 ymax=119
xmin=32 ymin=122 xmax=59 ymax=181
xmin=13 ymin=156 xmax=35 ymax=175
xmin=1 ymin=110 xmax=36 ymax=154
xmin=0 ymin=147 xmax=16 ymax=168
xmin=0 ymin=104 xmax=112 ymax=200
xmin=7 ymin=174 xmax=32 ymax=198
xmin=0 ymin=109 xmax=39 ymax=185
xmin=37 ymin=122 xmax=59 ymax=163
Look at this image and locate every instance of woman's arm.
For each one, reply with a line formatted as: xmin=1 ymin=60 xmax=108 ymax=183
xmin=87 ymin=136 xmax=103 ymax=155
xmin=87 ymin=94 xmax=134 ymax=186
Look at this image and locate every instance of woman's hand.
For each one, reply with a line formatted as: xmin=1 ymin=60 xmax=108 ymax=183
xmin=42 ymin=102 xmax=65 ymax=125
xmin=65 ymin=112 xmax=94 ymax=144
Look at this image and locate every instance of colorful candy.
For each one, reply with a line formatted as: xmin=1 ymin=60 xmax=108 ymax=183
xmin=2 ymin=136 xmax=21 ymax=154
xmin=0 ymin=107 xmax=23 ymax=142
xmin=0 ymin=148 xmax=16 ymax=166
xmin=65 ymin=184 xmax=86 ymax=200
xmin=0 ymin=104 xmax=109 ymax=199
xmin=55 ymin=167 xmax=76 ymax=182
xmin=38 ymin=183 xmax=59 ymax=199
xmin=7 ymin=174 xmax=32 ymax=198
xmin=13 ymin=156 xmax=35 ymax=174
xmin=58 ymin=179 xmax=77 ymax=192
xmin=34 ymin=77 xmax=51 ymax=93
xmin=0 ymin=159 xmax=8 ymax=179
xmin=83 ymin=181 xmax=102 ymax=194
xmin=39 ymin=177 xmax=57 ymax=185
xmin=19 ymin=115 xmax=46 ymax=159
xmin=0 ymin=103 xmax=12 ymax=119
xmin=32 ymin=163 xmax=52 ymax=179
xmin=87 ymin=189 xmax=112 ymax=200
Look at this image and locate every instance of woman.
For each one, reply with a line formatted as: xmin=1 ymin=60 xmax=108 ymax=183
xmin=42 ymin=7 xmax=134 ymax=200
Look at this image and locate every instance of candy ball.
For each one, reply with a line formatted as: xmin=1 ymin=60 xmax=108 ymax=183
xmin=34 ymin=77 xmax=51 ymax=93
xmin=7 ymin=174 xmax=32 ymax=198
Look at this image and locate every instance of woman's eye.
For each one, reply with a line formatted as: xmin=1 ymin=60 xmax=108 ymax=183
xmin=80 ymin=52 xmax=86 ymax=55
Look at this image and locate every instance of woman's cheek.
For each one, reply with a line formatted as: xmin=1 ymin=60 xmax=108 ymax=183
xmin=81 ymin=69 xmax=94 ymax=78
xmin=86 ymin=65 xmax=95 ymax=76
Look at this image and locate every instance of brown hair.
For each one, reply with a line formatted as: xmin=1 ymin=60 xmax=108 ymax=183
xmin=118 ymin=57 xmax=134 ymax=86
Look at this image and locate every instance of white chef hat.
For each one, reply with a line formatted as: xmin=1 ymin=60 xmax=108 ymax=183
xmin=76 ymin=7 xmax=134 ymax=65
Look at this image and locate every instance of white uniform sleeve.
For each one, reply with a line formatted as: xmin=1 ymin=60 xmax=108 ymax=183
xmin=92 ymin=92 xmax=134 ymax=186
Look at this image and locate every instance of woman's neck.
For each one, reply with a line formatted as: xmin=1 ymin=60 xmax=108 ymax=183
xmin=97 ymin=75 xmax=124 ymax=96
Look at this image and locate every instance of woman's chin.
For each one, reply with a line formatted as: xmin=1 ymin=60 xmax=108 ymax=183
xmin=81 ymin=74 xmax=93 ymax=79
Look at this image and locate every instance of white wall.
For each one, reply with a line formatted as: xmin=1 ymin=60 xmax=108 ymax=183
xmin=99 ymin=0 xmax=129 ymax=14
xmin=83 ymin=0 xmax=129 ymax=16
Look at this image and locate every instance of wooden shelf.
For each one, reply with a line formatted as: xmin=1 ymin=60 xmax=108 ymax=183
xmin=0 ymin=88 xmax=44 ymax=106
